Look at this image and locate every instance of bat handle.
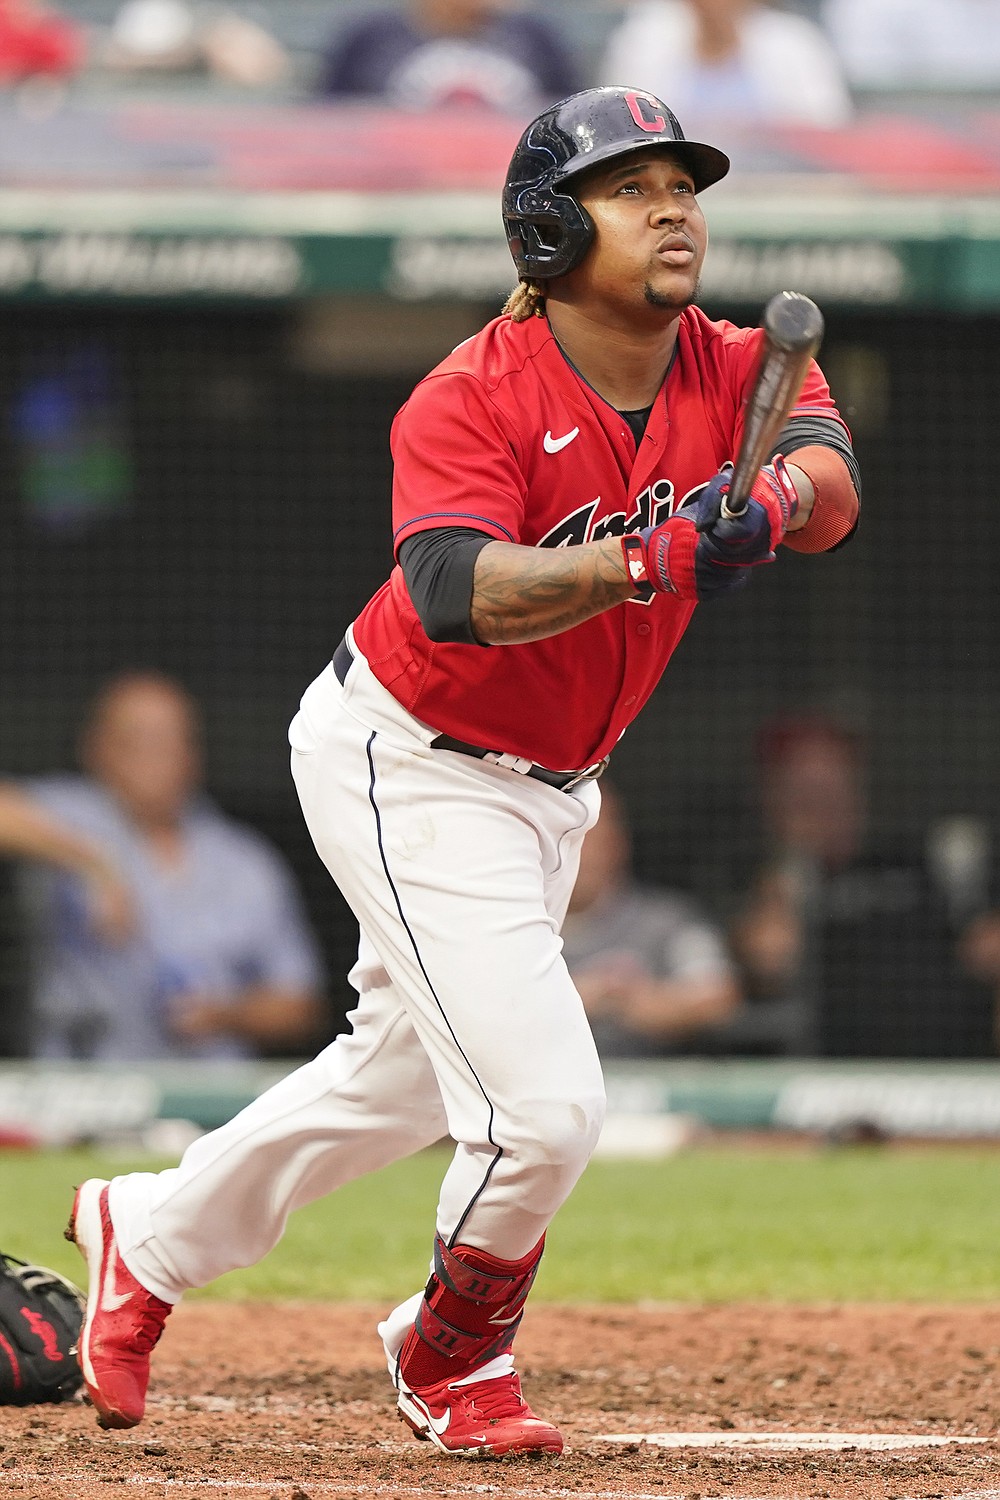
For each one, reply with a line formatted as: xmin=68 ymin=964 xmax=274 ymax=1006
xmin=719 ymin=462 xmax=754 ymax=521
xmin=696 ymin=466 xmax=749 ymax=530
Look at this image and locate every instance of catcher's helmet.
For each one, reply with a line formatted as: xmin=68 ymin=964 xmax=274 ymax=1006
xmin=502 ymin=86 xmax=730 ymax=281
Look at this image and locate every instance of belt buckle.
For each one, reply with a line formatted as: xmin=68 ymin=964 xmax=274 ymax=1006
xmin=561 ymin=755 xmax=610 ymax=791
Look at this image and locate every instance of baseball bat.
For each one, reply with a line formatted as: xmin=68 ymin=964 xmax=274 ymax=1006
xmin=720 ymin=291 xmax=825 ymax=520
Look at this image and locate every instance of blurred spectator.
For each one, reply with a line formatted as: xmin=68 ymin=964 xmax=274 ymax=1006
xmin=822 ymin=0 xmax=1000 ymax=91
xmin=0 ymin=672 xmax=325 ymax=1061
xmin=0 ymin=0 xmax=83 ymax=83
xmin=599 ymin=0 xmax=852 ymax=129
xmin=318 ymin=0 xmax=577 ymax=112
xmin=730 ymin=716 xmax=994 ymax=1056
xmin=561 ymin=782 xmax=741 ymax=1058
xmin=955 ymin=892 xmax=1000 ymax=1051
xmin=103 ymin=0 xmax=290 ymax=87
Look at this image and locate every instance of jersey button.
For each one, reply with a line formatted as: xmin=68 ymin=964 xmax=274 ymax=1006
xmin=624 ymin=695 xmax=637 ymax=707
xmin=636 ymin=622 xmax=651 ymax=637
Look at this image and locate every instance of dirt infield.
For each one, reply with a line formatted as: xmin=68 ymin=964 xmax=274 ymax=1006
xmin=3 ymin=1302 xmax=1000 ymax=1500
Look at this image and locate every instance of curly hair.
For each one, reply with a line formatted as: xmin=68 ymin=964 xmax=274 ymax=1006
xmin=502 ymin=281 xmax=547 ymax=321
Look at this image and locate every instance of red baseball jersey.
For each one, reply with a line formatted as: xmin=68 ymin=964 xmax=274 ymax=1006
xmin=352 ymin=306 xmax=847 ymax=771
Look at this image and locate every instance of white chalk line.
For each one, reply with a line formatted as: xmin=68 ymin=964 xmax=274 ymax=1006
xmin=10 ymin=1469 xmax=1000 ymax=1500
xmin=15 ymin=1479 xmax=1000 ymax=1500
xmin=154 ymin=1393 xmax=339 ymax=1416
xmin=14 ymin=1469 xmax=1000 ymax=1500
xmin=0 ymin=1474 xmax=693 ymax=1499
xmin=110 ymin=1437 xmax=414 ymax=1456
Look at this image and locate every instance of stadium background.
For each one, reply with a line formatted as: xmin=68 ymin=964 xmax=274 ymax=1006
xmin=0 ymin=0 xmax=998 ymax=1069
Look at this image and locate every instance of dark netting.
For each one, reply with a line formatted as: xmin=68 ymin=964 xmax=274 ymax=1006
xmin=0 ymin=301 xmax=996 ymax=1058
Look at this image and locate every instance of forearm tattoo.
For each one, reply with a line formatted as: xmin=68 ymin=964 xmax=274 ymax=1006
xmin=470 ymin=539 xmax=634 ymax=645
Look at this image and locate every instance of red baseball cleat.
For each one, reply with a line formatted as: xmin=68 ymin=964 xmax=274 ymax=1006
xmin=396 ymin=1366 xmax=564 ymax=1457
xmin=65 ymin=1178 xmax=172 ymax=1429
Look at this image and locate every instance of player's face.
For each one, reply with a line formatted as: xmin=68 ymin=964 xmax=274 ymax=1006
xmin=571 ymin=150 xmax=707 ymax=317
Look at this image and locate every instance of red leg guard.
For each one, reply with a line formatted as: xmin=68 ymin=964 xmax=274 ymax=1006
xmin=397 ymin=1236 xmax=544 ymax=1389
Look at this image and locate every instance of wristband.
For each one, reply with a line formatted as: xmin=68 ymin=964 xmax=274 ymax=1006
xmin=758 ymin=455 xmax=800 ymax=531
xmin=638 ymin=516 xmax=700 ymax=598
xmin=620 ymin=533 xmax=654 ymax=601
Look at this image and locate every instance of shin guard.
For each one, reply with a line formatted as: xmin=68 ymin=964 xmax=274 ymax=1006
xmin=397 ymin=1235 xmax=544 ymax=1389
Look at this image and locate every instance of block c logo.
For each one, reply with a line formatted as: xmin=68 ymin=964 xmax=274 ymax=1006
xmin=625 ymin=92 xmax=667 ymax=133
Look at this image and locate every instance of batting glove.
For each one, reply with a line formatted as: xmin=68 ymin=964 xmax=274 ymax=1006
xmin=622 ymin=458 xmax=799 ymax=603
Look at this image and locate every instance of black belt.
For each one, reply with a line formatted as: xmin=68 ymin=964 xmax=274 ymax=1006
xmin=331 ymin=636 xmax=607 ymax=793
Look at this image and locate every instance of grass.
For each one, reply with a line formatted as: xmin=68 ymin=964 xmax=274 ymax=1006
xmin=4 ymin=1142 xmax=999 ymax=1303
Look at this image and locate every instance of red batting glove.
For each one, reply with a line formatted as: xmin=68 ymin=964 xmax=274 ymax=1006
xmin=733 ymin=456 xmax=800 ymax=553
xmin=621 ymin=457 xmax=799 ymax=602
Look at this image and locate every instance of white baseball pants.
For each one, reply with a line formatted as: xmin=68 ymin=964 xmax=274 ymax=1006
xmin=109 ymin=634 xmax=606 ymax=1305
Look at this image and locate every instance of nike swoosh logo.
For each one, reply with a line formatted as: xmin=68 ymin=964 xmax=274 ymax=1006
xmin=405 ymin=1391 xmax=452 ymax=1435
xmin=426 ymin=1406 xmax=452 ymax=1435
xmin=543 ymin=427 xmax=580 ymax=454
xmin=101 ymin=1244 xmax=130 ymax=1314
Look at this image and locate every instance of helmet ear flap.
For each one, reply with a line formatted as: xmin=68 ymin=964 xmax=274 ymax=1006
xmin=503 ymin=193 xmax=595 ymax=281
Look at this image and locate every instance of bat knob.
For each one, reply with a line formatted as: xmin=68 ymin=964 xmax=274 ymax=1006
xmin=763 ymin=291 xmax=825 ymax=354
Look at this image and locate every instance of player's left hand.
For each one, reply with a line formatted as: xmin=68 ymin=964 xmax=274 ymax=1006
xmin=685 ymin=457 xmax=799 ymax=565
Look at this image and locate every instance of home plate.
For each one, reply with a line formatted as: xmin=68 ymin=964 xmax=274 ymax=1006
xmin=599 ymin=1431 xmax=989 ymax=1451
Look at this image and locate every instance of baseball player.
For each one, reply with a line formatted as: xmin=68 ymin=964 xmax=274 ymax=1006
xmin=65 ymin=87 xmax=859 ymax=1457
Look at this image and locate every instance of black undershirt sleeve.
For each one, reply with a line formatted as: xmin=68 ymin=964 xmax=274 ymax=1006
xmin=398 ymin=527 xmax=494 ymax=645
xmin=771 ymin=413 xmax=862 ymax=500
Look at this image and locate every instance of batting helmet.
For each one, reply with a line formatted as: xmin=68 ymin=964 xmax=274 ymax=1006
xmin=502 ymin=87 xmax=730 ymax=281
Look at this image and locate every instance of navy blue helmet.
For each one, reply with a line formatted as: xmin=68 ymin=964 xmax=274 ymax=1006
xmin=502 ymin=86 xmax=730 ymax=281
